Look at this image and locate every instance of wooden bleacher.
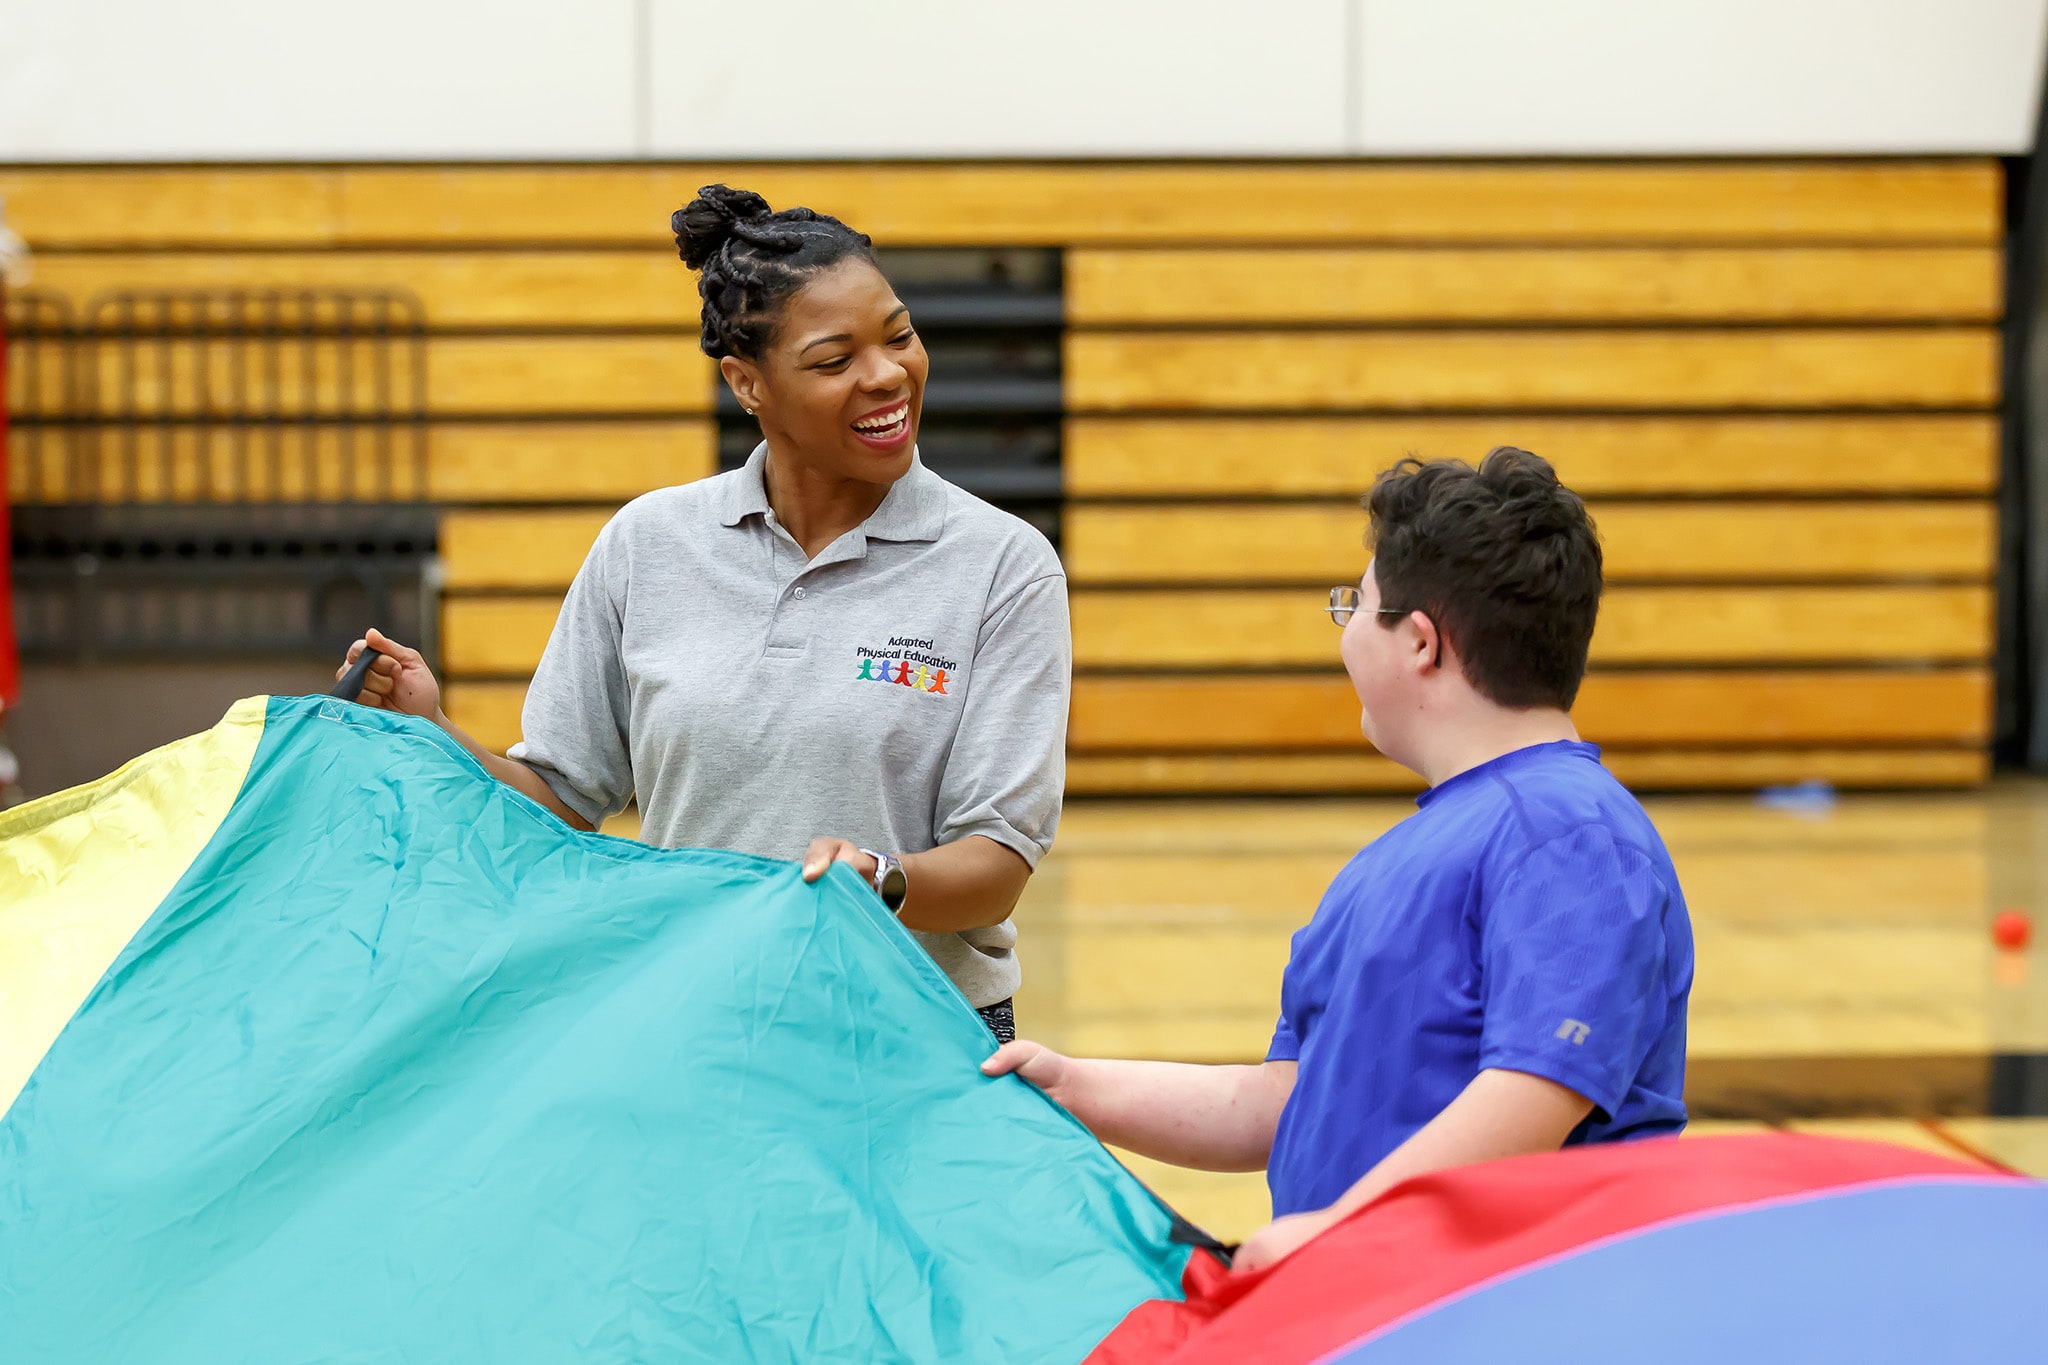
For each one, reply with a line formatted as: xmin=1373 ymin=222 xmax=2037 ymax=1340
xmin=1058 ymin=172 xmax=2001 ymax=792
xmin=10 ymin=422 xmax=712 ymax=505
xmin=0 ymin=163 xmax=1998 ymax=246
xmin=1 ymin=161 xmax=2004 ymax=794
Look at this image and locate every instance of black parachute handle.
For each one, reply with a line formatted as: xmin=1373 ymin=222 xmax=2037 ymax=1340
xmin=1169 ymin=1209 xmax=1235 ymax=1265
xmin=330 ymin=646 xmax=385 ymax=702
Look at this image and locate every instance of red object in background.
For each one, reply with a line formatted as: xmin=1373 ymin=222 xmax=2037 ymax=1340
xmin=0 ymin=280 xmax=17 ymax=715
xmin=1993 ymin=909 xmax=2033 ymax=952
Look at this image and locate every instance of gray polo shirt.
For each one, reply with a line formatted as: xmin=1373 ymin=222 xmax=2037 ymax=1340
xmin=509 ymin=445 xmax=1070 ymax=1008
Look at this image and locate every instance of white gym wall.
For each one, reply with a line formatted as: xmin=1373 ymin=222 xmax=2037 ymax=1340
xmin=0 ymin=0 xmax=2043 ymax=159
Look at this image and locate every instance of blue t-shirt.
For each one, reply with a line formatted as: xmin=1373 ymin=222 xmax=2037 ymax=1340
xmin=1265 ymin=740 xmax=1693 ymax=1218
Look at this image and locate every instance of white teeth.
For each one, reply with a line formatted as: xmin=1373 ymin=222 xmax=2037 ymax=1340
xmin=853 ymin=405 xmax=908 ymax=432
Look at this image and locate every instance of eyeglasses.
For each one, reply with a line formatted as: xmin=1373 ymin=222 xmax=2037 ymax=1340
xmin=1326 ymin=586 xmax=1412 ymax=627
xmin=1329 ymin=587 xmax=1444 ymax=669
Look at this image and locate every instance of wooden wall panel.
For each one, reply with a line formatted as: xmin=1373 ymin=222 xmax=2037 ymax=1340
xmin=443 ymin=597 xmax=563 ymax=676
xmin=1064 ymin=502 xmax=1997 ymax=586
xmin=1068 ymin=247 xmax=2002 ymax=324
xmin=7 ymin=421 xmax=713 ymax=504
xmin=429 ymin=422 xmax=713 ymax=502
xmin=0 ymin=169 xmax=342 ymax=248
xmin=448 ymin=677 xmax=1991 ymax=791
xmin=1601 ymin=748 xmax=1990 ymax=792
xmin=443 ymin=584 xmax=1992 ymax=678
xmin=0 ymin=162 xmax=2000 ymax=249
xmin=1067 ymin=329 xmax=2000 ymax=412
xmin=30 ymin=251 xmax=696 ymax=330
xmin=441 ymin=509 xmax=612 ymax=590
xmin=1068 ymin=671 xmax=1991 ymax=751
xmin=8 ymin=425 xmax=425 ymax=503
xmin=438 ymin=500 xmax=2000 ymax=598
xmin=427 ymin=338 xmax=712 ymax=415
xmin=3 ymin=159 xmax=2006 ymax=796
xmin=63 ymin=336 xmax=712 ymax=418
xmin=1065 ymin=748 xmax=1989 ymax=795
xmin=1062 ymin=415 xmax=2000 ymax=497
xmin=1072 ymin=585 xmax=1993 ymax=669
xmin=40 ymin=246 xmax=2001 ymax=330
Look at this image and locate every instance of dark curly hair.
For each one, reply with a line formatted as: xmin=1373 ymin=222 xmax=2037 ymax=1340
xmin=671 ymin=184 xmax=879 ymax=361
xmin=1367 ymin=447 xmax=1603 ymax=710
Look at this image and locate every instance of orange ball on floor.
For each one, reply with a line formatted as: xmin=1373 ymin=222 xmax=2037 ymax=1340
xmin=1992 ymin=910 xmax=2033 ymax=952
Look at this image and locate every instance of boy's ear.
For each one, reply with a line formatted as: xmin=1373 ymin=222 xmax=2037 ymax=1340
xmin=720 ymin=356 xmax=766 ymax=416
xmin=1415 ymin=612 xmax=1452 ymax=676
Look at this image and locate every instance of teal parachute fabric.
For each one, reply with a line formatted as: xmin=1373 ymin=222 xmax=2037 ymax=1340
xmin=0 ymin=696 xmax=1195 ymax=1362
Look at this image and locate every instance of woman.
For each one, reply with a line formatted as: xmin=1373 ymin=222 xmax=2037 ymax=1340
xmin=338 ymin=185 xmax=1070 ymax=1042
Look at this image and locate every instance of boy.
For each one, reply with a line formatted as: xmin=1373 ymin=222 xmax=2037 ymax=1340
xmin=985 ymin=448 xmax=1693 ymax=1273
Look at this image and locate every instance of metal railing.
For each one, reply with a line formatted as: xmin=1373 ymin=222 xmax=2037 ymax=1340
xmin=9 ymin=287 xmax=438 ymax=661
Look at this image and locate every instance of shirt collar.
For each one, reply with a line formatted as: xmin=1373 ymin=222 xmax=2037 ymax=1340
xmin=714 ymin=445 xmax=774 ymax=527
xmin=717 ymin=442 xmax=946 ymax=545
xmin=1415 ymin=739 xmax=1603 ymax=807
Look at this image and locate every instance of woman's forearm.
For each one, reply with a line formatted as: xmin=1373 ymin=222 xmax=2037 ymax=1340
xmin=432 ymin=711 xmax=595 ymax=832
xmin=897 ymin=835 xmax=1033 ymax=933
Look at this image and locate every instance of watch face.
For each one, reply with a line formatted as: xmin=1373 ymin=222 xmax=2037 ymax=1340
xmin=878 ymin=862 xmax=909 ymax=908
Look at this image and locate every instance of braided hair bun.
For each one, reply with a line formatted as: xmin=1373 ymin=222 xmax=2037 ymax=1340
xmin=669 ymin=184 xmax=878 ymax=359
xmin=671 ymin=185 xmax=773 ymax=269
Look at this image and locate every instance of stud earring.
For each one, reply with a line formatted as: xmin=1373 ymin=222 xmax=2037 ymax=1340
xmin=743 ymin=406 xmax=756 ymax=416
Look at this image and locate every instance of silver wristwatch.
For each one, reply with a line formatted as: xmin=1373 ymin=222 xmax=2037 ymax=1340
xmin=857 ymin=849 xmax=909 ymax=912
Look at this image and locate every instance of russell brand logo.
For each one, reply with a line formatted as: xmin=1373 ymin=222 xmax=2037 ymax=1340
xmin=855 ymin=637 xmax=956 ymax=696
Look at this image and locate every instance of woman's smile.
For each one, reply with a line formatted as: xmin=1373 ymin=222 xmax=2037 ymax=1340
xmin=850 ymin=400 xmax=914 ymax=452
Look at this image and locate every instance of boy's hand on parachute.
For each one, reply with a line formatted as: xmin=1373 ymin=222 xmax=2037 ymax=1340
xmin=981 ymin=1040 xmax=1076 ymax=1105
xmin=1231 ymin=1206 xmax=1339 ymax=1276
xmin=338 ymin=629 xmax=443 ymax=722
xmin=800 ymin=838 xmax=877 ymax=884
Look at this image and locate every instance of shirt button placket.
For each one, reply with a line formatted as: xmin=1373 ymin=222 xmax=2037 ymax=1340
xmin=764 ymin=562 xmax=811 ymax=656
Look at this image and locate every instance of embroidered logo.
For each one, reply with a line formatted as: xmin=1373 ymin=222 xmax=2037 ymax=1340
xmin=1554 ymin=1019 xmax=1591 ymax=1045
xmin=855 ymin=637 xmax=954 ymax=697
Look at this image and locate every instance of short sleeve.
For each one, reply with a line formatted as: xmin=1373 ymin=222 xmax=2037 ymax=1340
xmin=507 ymin=519 xmax=636 ymax=828
xmin=1478 ymin=827 xmax=1673 ymax=1120
xmin=931 ymin=571 xmax=1070 ymax=867
xmin=1267 ymin=1013 xmax=1301 ymax=1063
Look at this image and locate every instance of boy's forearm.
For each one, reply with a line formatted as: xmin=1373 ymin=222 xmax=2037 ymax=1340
xmin=1327 ymin=1067 xmax=1593 ymax=1219
xmin=1061 ymin=1059 xmax=1294 ymax=1172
